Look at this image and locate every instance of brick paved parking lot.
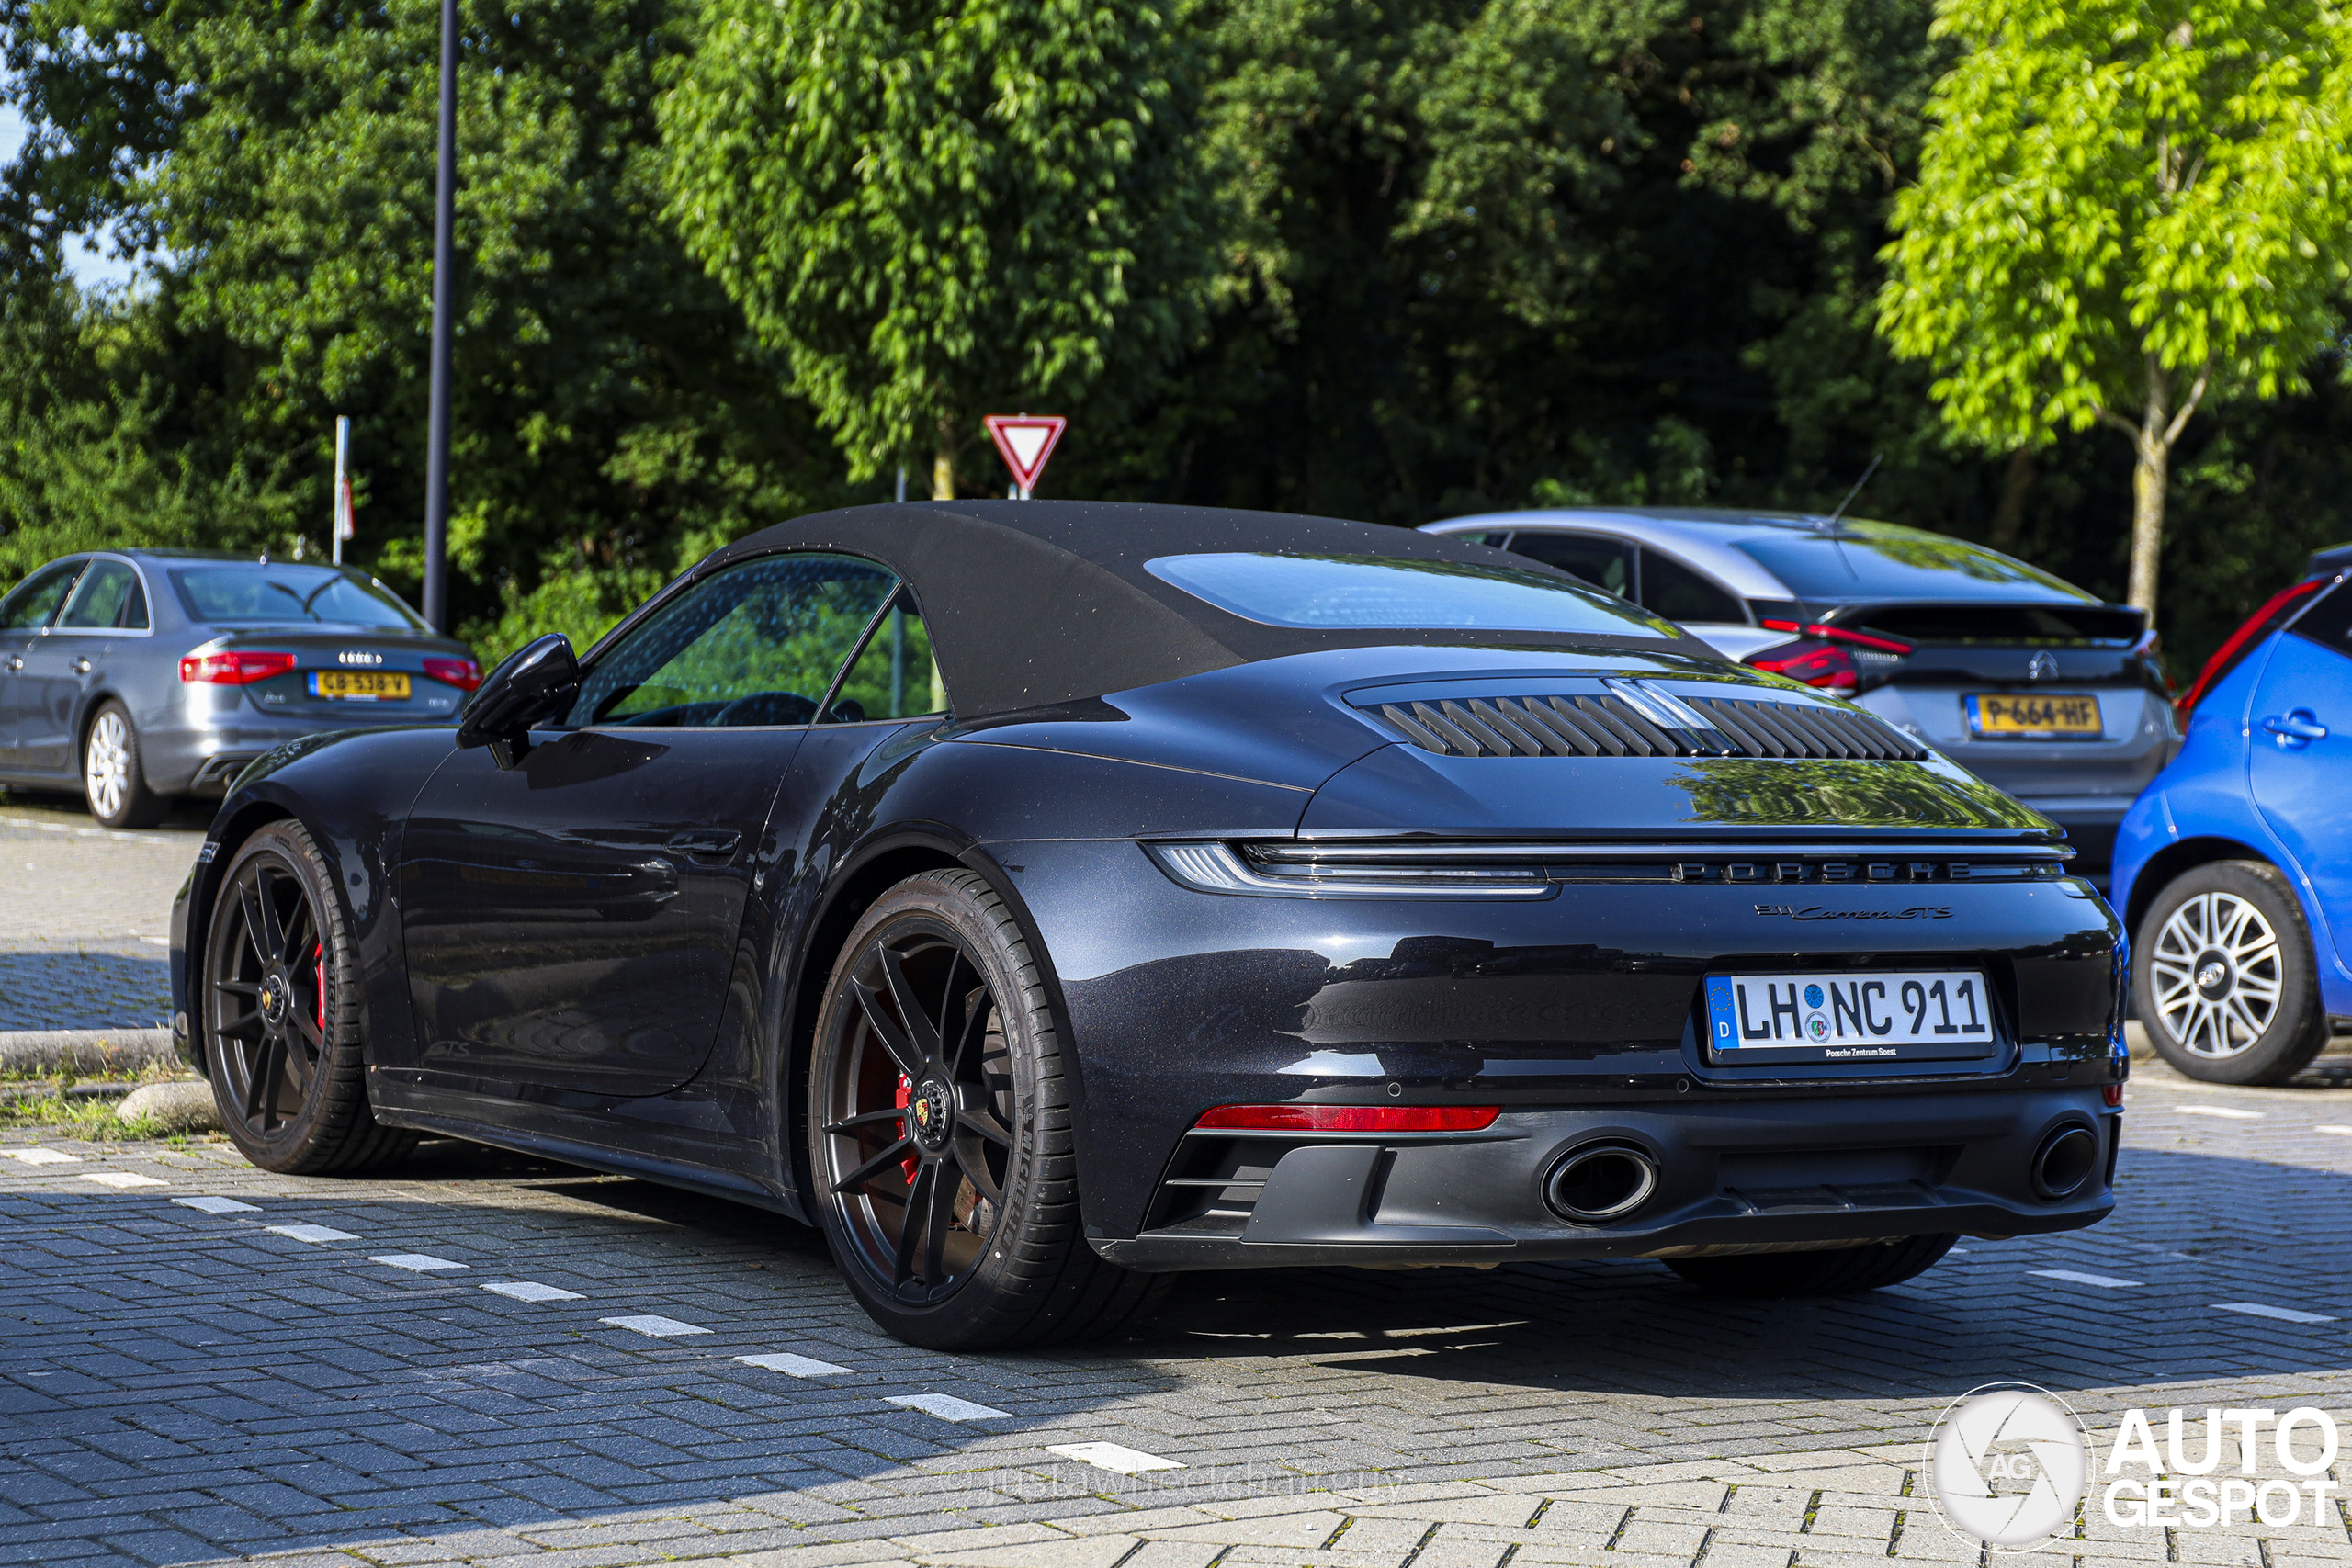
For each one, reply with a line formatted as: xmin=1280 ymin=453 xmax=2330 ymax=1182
xmin=10 ymin=802 xmax=2352 ymax=1568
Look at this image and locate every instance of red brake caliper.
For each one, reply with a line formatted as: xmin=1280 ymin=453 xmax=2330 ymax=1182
xmin=313 ymin=942 xmax=325 ymax=1033
xmin=894 ymin=1075 xmax=918 ymax=1182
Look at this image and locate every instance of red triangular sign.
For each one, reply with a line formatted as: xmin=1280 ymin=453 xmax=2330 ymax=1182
xmin=983 ymin=414 xmax=1067 ymax=494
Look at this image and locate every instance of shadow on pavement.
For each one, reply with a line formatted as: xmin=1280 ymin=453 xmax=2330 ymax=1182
xmin=0 ymin=1140 xmax=2342 ymax=1563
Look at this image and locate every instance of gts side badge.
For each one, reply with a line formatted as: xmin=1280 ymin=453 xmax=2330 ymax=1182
xmin=1754 ymin=903 xmax=1953 ymax=920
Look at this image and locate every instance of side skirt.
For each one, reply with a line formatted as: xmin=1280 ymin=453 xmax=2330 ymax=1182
xmin=372 ymin=1096 xmax=810 ymax=1224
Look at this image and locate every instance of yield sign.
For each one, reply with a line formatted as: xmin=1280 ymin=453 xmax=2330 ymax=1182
xmin=982 ymin=414 xmax=1067 ymax=498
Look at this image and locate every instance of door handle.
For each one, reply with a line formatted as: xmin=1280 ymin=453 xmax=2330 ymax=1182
xmin=2261 ymin=710 xmax=2328 ymax=750
xmin=665 ymin=829 xmax=741 ymax=860
xmin=71 ymin=657 xmax=92 ymax=674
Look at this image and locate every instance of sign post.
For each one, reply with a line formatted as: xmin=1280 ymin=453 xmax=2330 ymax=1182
xmin=331 ymin=416 xmax=355 ymax=564
xmin=982 ymin=414 xmax=1067 ymax=500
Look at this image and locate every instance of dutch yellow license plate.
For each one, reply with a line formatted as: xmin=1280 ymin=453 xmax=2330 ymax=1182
xmin=310 ymin=671 xmax=411 ymax=700
xmin=1966 ymin=692 xmax=2101 ymax=739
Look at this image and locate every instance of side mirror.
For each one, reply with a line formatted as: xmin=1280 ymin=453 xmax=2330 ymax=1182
xmin=456 ymin=634 xmax=580 ymax=769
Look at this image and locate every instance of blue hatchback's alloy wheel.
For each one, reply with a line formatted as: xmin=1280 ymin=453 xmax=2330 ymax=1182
xmin=2150 ymin=891 xmax=2284 ymax=1058
xmin=2134 ymin=860 xmax=2327 ymax=1086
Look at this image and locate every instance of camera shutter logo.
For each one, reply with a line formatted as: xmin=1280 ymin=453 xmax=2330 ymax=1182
xmin=1928 ymin=1383 xmax=2087 ymax=1549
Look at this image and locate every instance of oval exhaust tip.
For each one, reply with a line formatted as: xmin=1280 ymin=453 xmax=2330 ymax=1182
xmin=2032 ymin=1125 xmax=2099 ymax=1200
xmin=1544 ymin=1143 xmax=1658 ymax=1223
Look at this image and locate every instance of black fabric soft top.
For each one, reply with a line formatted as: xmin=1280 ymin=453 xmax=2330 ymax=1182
xmin=705 ymin=501 xmax=1704 ymax=716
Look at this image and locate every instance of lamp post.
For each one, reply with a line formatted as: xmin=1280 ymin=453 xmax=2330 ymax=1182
xmin=421 ymin=0 xmax=458 ymax=632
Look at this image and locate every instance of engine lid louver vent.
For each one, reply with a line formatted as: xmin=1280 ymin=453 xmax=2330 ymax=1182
xmin=1371 ymin=690 xmax=1929 ymax=762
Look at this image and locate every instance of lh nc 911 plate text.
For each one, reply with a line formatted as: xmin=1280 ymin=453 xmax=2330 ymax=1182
xmin=1704 ymin=971 xmax=1998 ymax=1065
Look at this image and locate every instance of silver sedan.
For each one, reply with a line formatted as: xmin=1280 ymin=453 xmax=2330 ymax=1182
xmin=0 ymin=549 xmax=478 ymax=828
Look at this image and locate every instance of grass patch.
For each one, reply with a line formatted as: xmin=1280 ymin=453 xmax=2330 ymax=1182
xmin=0 ymin=1074 xmax=213 ymax=1139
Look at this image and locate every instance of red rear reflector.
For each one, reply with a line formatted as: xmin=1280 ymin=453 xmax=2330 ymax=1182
xmin=179 ymin=651 xmax=297 ymax=685
xmin=424 ymin=656 xmax=482 ymax=691
xmin=1758 ymin=618 xmax=1916 ymax=655
xmin=1193 ymin=1104 xmax=1500 ymax=1133
xmin=2103 ymin=1083 xmax=2123 ymax=1107
xmin=1746 ymin=639 xmax=1860 ymax=694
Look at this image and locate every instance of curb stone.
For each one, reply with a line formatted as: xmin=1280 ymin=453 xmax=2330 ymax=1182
xmin=0 ymin=1028 xmax=178 ymax=1077
xmin=117 ymin=1079 xmax=221 ymax=1134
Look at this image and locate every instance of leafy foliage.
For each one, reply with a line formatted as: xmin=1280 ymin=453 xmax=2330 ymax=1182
xmin=0 ymin=0 xmax=2347 ymax=680
xmin=658 ymin=0 xmax=1214 ymax=491
xmin=1878 ymin=0 xmax=2352 ymax=611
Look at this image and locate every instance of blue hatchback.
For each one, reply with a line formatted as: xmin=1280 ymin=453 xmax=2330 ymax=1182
xmin=2113 ymin=544 xmax=2352 ymax=1083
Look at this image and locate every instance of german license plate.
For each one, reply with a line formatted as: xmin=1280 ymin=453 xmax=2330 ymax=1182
xmin=1703 ymin=970 xmax=1997 ymax=1065
xmin=310 ymin=671 xmax=410 ymax=700
xmin=1966 ymin=692 xmax=2102 ymax=739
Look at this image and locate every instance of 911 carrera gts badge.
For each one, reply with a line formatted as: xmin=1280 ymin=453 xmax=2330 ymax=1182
xmin=1754 ymin=903 xmax=1953 ymax=920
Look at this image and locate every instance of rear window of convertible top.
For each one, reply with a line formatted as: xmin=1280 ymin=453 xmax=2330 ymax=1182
xmin=1145 ymin=552 xmax=1680 ymax=637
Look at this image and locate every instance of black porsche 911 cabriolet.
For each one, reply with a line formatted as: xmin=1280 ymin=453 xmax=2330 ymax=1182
xmin=170 ymin=502 xmax=2123 ymax=1348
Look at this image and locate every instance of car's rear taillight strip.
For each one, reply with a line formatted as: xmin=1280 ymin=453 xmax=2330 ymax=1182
xmin=180 ymin=651 xmax=297 ymax=685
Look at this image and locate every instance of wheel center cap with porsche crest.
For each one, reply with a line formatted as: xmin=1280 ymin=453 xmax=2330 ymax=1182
xmin=909 ymin=1077 xmax=955 ymax=1153
xmin=259 ymin=974 xmax=290 ymax=1025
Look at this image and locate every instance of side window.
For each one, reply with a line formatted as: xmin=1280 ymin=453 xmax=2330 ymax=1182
xmin=829 ymin=594 xmax=947 ymax=721
xmin=1508 ymin=532 xmax=1634 ymax=598
xmin=2 ymin=560 xmax=86 ymax=629
xmin=2290 ymin=578 xmax=2352 ymax=659
xmin=58 ymin=561 xmax=141 ymax=629
xmin=566 ymin=553 xmax=899 ymax=728
xmin=1639 ymin=549 xmax=1745 ymax=624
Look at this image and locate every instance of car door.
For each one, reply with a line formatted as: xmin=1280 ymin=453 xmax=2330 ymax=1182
xmin=2245 ymin=581 xmax=2352 ymax=973
xmin=25 ymin=558 xmax=143 ymax=776
xmin=397 ymin=551 xmax=901 ymax=1098
xmin=0 ymin=558 xmax=87 ymax=772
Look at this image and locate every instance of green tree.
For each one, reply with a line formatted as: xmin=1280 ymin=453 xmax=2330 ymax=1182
xmin=0 ymin=0 xmax=847 ymax=661
xmin=1877 ymin=0 xmax=2352 ymax=617
xmin=658 ymin=0 xmax=1213 ymax=498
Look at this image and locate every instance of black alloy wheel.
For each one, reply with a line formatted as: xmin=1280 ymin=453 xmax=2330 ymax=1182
xmin=809 ymin=870 xmax=1167 ymax=1348
xmin=822 ymin=920 xmax=1012 ymax=1301
xmin=204 ymin=821 xmax=413 ymax=1174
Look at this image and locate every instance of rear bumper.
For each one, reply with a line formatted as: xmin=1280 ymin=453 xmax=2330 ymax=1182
xmin=1096 ymin=1089 xmax=2120 ymax=1271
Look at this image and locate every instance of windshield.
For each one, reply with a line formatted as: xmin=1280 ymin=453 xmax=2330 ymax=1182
xmin=170 ymin=565 xmax=427 ymax=628
xmin=1732 ymin=525 xmax=2093 ymax=603
xmin=1145 ymin=552 xmax=1680 ymax=637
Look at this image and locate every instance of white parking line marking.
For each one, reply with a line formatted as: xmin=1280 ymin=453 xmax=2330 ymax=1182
xmin=887 ymin=1393 xmax=1012 ymax=1423
xmin=2318 ymin=1125 xmax=2352 ymax=1135
xmin=3 ymin=1149 xmax=80 ymax=1164
xmin=266 ymin=1224 xmax=358 ymax=1243
xmin=173 ymin=1196 xmax=259 ymax=1213
xmin=2032 ymin=1269 xmax=2143 ymax=1289
xmin=737 ymin=1352 xmax=854 ymax=1377
xmin=371 ymin=1254 xmax=467 ymax=1272
xmin=81 ymin=1173 xmax=166 ymax=1189
xmin=2214 ymin=1302 xmax=2337 ymax=1325
xmin=601 ymin=1314 xmax=710 ymax=1338
xmin=481 ymin=1281 xmax=582 ymax=1302
xmin=2177 ymin=1105 xmax=2265 ymax=1120
xmin=1046 ymin=1441 xmax=1184 ymax=1474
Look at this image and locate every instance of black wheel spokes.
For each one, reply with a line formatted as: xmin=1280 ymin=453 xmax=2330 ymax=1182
xmin=213 ymin=858 xmax=327 ymax=1138
xmin=828 ymin=930 xmax=1015 ymax=1307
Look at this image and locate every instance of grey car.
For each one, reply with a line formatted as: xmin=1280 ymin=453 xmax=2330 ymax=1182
xmin=1420 ymin=507 xmax=2177 ymax=883
xmin=0 ymin=549 xmax=477 ymax=828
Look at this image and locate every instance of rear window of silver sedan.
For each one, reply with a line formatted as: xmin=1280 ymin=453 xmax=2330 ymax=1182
xmin=170 ymin=565 xmax=426 ymax=628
